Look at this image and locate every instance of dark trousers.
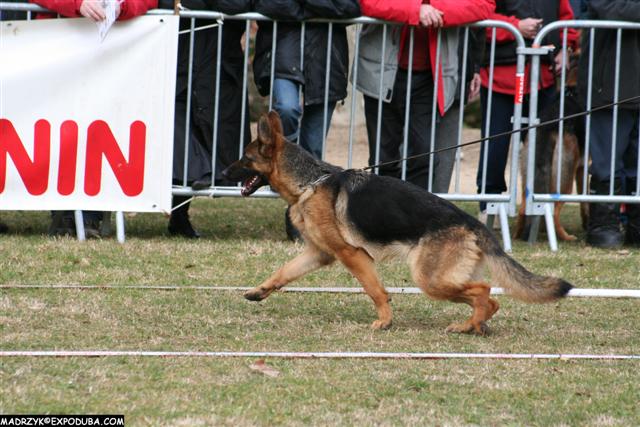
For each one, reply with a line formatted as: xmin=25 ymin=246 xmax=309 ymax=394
xmin=363 ymin=70 xmax=439 ymax=190
xmin=588 ymin=108 xmax=639 ymax=184
xmin=476 ymin=86 xmax=555 ymax=207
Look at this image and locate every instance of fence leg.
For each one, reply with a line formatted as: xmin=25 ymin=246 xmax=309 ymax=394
xmin=116 ymin=211 xmax=125 ymax=244
xmin=498 ymin=203 xmax=512 ymax=253
xmin=74 ymin=210 xmax=86 ymax=242
xmin=543 ymin=203 xmax=558 ymax=252
xmin=527 ymin=216 xmax=541 ymax=244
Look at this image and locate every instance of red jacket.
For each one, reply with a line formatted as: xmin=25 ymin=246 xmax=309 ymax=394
xmin=360 ymin=0 xmax=496 ymax=113
xmin=480 ymin=0 xmax=579 ymax=95
xmin=30 ymin=0 xmax=156 ymax=20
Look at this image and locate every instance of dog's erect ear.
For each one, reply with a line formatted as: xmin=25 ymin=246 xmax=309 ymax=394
xmin=257 ymin=113 xmax=273 ymax=146
xmin=267 ymin=110 xmax=284 ymax=141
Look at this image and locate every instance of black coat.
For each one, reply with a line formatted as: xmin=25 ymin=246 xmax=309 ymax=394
xmin=159 ymin=0 xmax=252 ymax=183
xmin=578 ymin=0 xmax=640 ymax=109
xmin=252 ymin=0 xmax=360 ymax=105
xmin=483 ymin=0 xmax=561 ymax=65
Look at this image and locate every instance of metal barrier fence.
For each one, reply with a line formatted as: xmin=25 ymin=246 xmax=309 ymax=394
xmin=2 ymin=3 xmax=531 ymax=250
xmin=525 ymin=20 xmax=640 ymax=251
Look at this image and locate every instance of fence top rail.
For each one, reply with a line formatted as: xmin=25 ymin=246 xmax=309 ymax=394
xmin=0 ymin=2 xmax=520 ymax=35
xmin=533 ymin=19 xmax=640 ymax=46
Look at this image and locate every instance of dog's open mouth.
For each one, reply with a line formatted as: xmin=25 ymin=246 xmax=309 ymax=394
xmin=241 ymin=173 xmax=266 ymax=197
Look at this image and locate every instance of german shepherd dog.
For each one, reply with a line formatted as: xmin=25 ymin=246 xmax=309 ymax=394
xmin=516 ymin=53 xmax=588 ymax=241
xmin=222 ymin=112 xmax=573 ymax=335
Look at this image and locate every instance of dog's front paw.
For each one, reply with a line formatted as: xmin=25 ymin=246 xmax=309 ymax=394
xmin=371 ymin=319 xmax=392 ymax=330
xmin=244 ymin=286 xmax=271 ymax=301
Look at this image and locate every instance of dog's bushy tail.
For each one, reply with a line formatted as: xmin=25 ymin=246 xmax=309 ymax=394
xmin=480 ymin=235 xmax=573 ymax=303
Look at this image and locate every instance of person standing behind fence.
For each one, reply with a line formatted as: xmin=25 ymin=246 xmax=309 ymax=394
xmin=355 ymin=0 xmax=495 ymax=192
xmin=475 ymin=0 xmax=577 ymax=224
xmin=252 ymin=0 xmax=360 ymax=240
xmin=252 ymin=0 xmax=361 ymax=160
xmin=578 ymin=0 xmax=640 ymax=248
xmin=29 ymin=0 xmax=156 ymax=237
xmin=159 ymin=0 xmax=252 ymax=238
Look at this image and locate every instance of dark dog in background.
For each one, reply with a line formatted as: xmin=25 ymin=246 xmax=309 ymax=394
xmin=223 ymin=111 xmax=572 ymax=335
xmin=516 ymin=51 xmax=588 ymax=241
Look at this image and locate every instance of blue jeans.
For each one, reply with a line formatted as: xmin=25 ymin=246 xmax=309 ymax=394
xmin=272 ymin=78 xmax=336 ymax=159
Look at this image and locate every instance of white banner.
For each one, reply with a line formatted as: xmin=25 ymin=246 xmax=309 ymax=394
xmin=0 ymin=15 xmax=179 ymax=212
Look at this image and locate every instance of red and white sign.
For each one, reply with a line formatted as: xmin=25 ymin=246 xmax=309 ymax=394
xmin=0 ymin=15 xmax=179 ymax=212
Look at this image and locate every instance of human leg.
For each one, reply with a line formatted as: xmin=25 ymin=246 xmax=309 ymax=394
xmin=585 ymin=109 xmax=638 ymax=248
xmin=476 ymin=89 xmax=514 ymax=210
xmin=404 ymin=71 xmax=435 ymax=189
xmin=298 ymin=101 xmax=336 ymax=159
xmin=623 ymin=112 xmax=639 ymax=245
xmin=431 ymin=102 xmax=460 ymax=194
xmin=272 ymin=78 xmax=303 ymax=142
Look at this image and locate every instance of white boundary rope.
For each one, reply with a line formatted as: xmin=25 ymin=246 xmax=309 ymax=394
xmin=1 ymin=350 xmax=638 ymax=360
xmin=1 ymin=285 xmax=639 ymax=298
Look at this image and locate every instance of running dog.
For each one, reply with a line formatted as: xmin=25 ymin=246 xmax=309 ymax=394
xmin=222 ymin=111 xmax=573 ymax=335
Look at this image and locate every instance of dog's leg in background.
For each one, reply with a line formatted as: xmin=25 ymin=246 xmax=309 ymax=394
xmin=552 ymin=134 xmax=581 ymax=241
xmin=576 ymin=163 xmax=589 ymax=230
xmin=335 ymin=247 xmax=392 ymax=330
xmin=244 ymin=245 xmax=335 ymax=301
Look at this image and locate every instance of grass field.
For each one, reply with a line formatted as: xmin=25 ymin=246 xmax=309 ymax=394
xmin=1 ymin=198 xmax=639 ymax=426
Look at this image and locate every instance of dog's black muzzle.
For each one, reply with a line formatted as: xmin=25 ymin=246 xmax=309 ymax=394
xmin=221 ymin=162 xmax=268 ymax=197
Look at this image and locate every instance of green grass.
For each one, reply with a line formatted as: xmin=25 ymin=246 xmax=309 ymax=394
xmin=1 ymin=199 xmax=639 ymax=426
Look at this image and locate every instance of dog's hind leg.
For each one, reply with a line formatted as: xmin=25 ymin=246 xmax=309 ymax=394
xmin=335 ymin=246 xmax=392 ymax=330
xmin=244 ymin=244 xmax=335 ymax=301
xmin=410 ymin=230 xmax=498 ymax=335
xmin=442 ymin=282 xmax=498 ymax=335
xmin=554 ymin=202 xmax=576 ymax=241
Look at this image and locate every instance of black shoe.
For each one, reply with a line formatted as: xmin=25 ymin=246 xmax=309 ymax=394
xmin=168 ymin=196 xmax=200 ymax=238
xmin=587 ymin=223 xmax=624 ymax=248
xmin=191 ymin=174 xmax=212 ymax=191
xmin=84 ymin=219 xmax=102 ymax=239
xmin=48 ymin=212 xmax=75 ymax=237
xmin=285 ymin=206 xmax=302 ymax=242
xmin=625 ymin=182 xmax=640 ymax=245
xmin=0 ymin=222 xmax=7 ymax=234
xmin=168 ymin=215 xmax=200 ymax=238
xmin=586 ymin=179 xmax=623 ymax=249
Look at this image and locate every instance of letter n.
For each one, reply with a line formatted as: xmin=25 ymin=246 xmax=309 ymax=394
xmin=0 ymin=119 xmax=50 ymax=195
xmin=84 ymin=120 xmax=146 ymax=196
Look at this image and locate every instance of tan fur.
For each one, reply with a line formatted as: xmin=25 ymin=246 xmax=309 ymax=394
xmin=516 ymin=132 xmax=588 ymax=241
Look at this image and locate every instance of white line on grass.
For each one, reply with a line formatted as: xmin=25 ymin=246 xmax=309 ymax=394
xmin=1 ymin=285 xmax=639 ymax=298
xmin=0 ymin=350 xmax=638 ymax=360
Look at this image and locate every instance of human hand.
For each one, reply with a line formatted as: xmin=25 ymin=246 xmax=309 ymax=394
xmin=419 ymin=4 xmax=444 ymax=28
xmin=518 ymin=18 xmax=543 ymax=39
xmin=79 ymin=0 xmax=106 ymax=21
xmin=468 ymin=73 xmax=481 ymax=102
